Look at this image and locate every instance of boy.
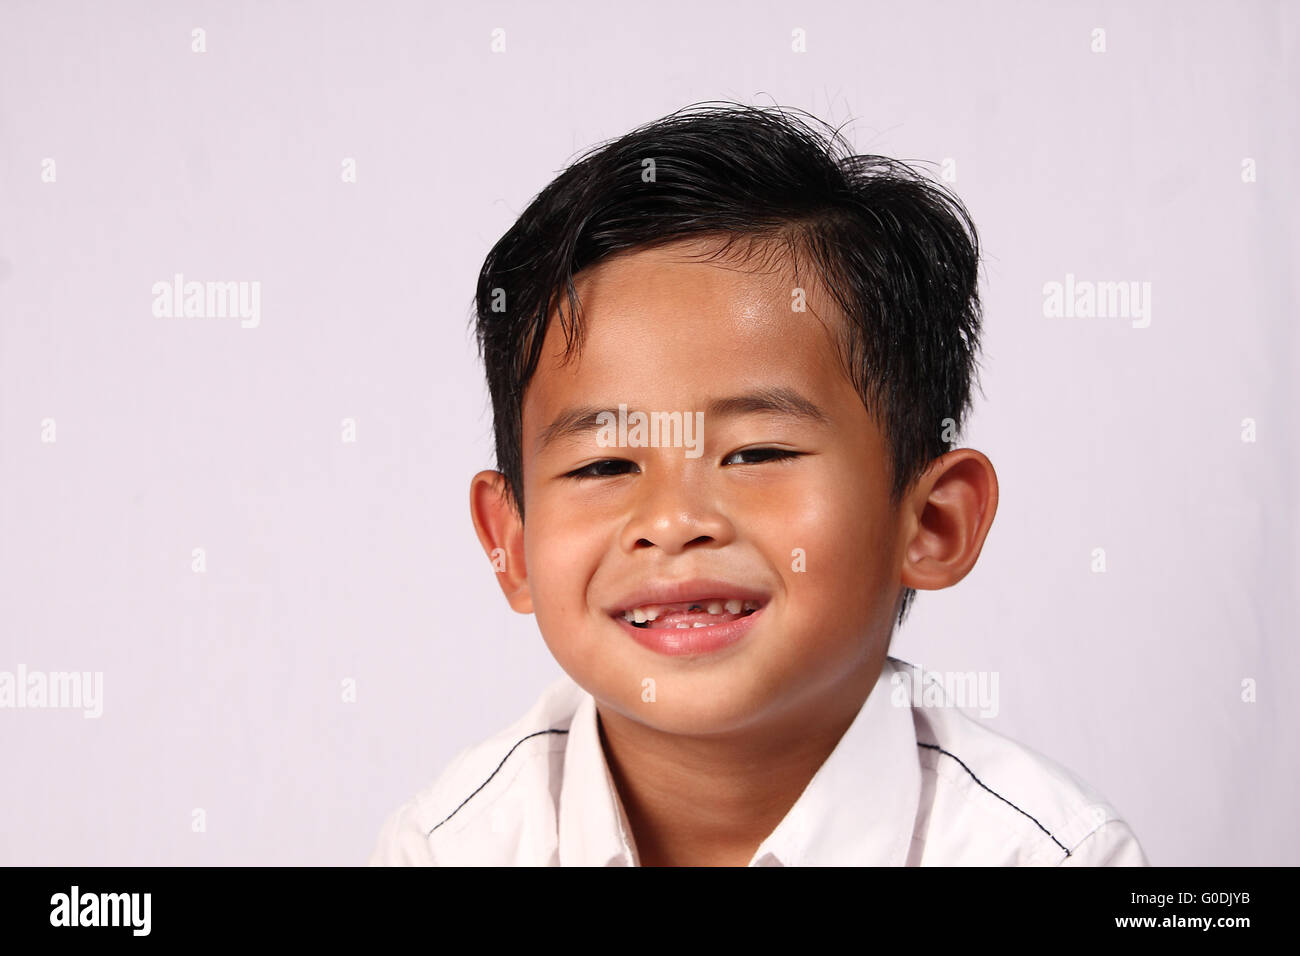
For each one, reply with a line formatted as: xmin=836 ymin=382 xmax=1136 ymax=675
xmin=369 ymin=102 xmax=1148 ymax=866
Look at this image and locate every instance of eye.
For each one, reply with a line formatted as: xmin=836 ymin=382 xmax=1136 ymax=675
xmin=564 ymin=448 xmax=804 ymax=480
xmin=565 ymin=459 xmax=639 ymax=480
xmin=722 ymin=447 xmax=804 ymax=466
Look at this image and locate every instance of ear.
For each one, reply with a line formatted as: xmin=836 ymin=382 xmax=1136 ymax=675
xmin=898 ymin=449 xmax=999 ymax=592
xmin=469 ymin=470 xmax=533 ymax=614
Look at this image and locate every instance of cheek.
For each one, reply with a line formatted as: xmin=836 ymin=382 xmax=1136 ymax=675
xmin=527 ymin=523 xmax=582 ymax=597
xmin=753 ymin=467 xmax=895 ymax=637
xmin=749 ymin=463 xmax=891 ymax=577
xmin=523 ymin=503 xmax=607 ymax=644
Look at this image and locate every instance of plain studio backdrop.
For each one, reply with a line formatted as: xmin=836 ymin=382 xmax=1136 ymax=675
xmin=1 ymin=0 xmax=1296 ymax=866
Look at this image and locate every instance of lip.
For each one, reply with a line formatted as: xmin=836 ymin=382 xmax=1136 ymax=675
xmin=605 ymin=578 xmax=771 ymax=617
xmin=613 ymin=602 xmax=765 ymax=656
xmin=605 ymin=578 xmax=770 ymax=658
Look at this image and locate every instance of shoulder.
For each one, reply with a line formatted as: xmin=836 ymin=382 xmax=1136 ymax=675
xmin=366 ymin=675 xmax=583 ymax=866
xmin=890 ymin=658 xmax=1150 ymax=866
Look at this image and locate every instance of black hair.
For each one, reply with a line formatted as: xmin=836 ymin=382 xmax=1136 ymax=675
xmin=473 ymin=101 xmax=984 ymax=627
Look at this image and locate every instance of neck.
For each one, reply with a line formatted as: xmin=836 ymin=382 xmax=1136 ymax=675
xmin=596 ymin=655 xmax=884 ymax=867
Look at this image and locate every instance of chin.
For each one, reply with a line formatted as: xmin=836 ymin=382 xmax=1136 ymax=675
xmin=600 ymin=675 xmax=780 ymax=736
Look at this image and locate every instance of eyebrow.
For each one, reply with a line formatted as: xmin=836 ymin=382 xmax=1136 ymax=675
xmin=536 ymin=387 xmax=832 ymax=452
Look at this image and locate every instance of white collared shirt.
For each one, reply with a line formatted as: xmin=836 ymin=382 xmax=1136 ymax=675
xmin=368 ymin=656 xmax=1149 ymax=866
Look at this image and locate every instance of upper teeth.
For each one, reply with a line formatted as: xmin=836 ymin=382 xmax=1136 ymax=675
xmin=622 ymin=599 xmax=760 ymax=623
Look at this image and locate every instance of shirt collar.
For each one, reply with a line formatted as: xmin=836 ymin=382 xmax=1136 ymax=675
xmin=750 ymin=657 xmax=921 ymax=866
xmin=558 ymin=657 xmax=920 ymax=866
xmin=557 ymin=691 xmax=639 ymax=866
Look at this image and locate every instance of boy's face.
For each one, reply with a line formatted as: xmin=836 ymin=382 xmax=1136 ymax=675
xmin=508 ymin=238 xmax=907 ymax=736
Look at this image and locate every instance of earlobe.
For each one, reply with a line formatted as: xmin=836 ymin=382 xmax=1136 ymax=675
xmin=469 ymin=470 xmax=533 ymax=614
xmin=898 ymin=449 xmax=999 ymax=592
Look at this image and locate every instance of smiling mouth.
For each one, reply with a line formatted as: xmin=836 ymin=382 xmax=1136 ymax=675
xmin=617 ymin=599 xmax=763 ymax=630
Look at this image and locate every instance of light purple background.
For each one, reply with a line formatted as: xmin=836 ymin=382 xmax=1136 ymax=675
xmin=2 ymin=0 xmax=1296 ymax=866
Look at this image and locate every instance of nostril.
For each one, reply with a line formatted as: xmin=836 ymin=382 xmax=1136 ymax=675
xmin=632 ymin=535 xmax=717 ymax=550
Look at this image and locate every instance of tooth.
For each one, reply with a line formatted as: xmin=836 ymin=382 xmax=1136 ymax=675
xmin=676 ymin=623 xmax=689 ymax=629
xmin=623 ymin=611 xmax=633 ymax=622
xmin=633 ymin=608 xmax=648 ymax=624
xmin=645 ymin=608 xmax=660 ymax=621
xmin=706 ymin=602 xmax=723 ymax=615
xmin=743 ymin=600 xmax=759 ymax=611
xmin=724 ymin=599 xmax=742 ymax=614
xmin=692 ymin=621 xmax=708 ymax=627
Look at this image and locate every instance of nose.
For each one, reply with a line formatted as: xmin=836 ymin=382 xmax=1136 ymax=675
xmin=619 ymin=458 xmax=735 ymax=555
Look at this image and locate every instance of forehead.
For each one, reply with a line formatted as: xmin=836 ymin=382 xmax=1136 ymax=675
xmin=522 ymin=239 xmax=852 ymax=435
